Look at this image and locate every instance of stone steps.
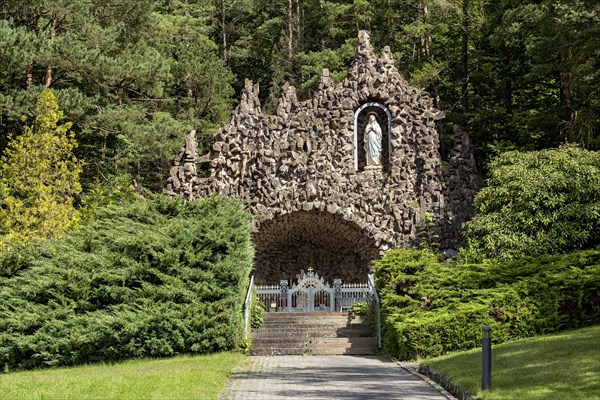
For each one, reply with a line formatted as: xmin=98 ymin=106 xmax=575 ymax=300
xmin=249 ymin=347 xmax=378 ymax=356
xmin=249 ymin=312 xmax=377 ymax=356
xmin=252 ymin=337 xmax=377 ymax=347
xmin=253 ymin=330 xmax=372 ymax=340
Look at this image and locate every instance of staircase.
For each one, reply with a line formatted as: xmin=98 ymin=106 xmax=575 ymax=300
xmin=249 ymin=312 xmax=378 ymax=356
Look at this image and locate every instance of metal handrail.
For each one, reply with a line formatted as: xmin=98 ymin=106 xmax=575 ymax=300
xmin=368 ymin=273 xmax=382 ymax=349
xmin=244 ymin=275 xmax=254 ymax=339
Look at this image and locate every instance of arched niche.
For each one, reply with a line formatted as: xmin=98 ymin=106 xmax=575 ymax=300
xmin=354 ymin=102 xmax=392 ymax=171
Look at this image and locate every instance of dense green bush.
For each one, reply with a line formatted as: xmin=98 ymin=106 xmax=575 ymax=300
xmin=348 ymin=302 xmax=370 ymax=316
xmin=0 ymin=195 xmax=254 ymax=371
xmin=250 ymin=291 xmax=266 ymax=329
xmin=375 ymin=249 xmax=600 ymax=360
xmin=465 ymin=145 xmax=600 ymax=261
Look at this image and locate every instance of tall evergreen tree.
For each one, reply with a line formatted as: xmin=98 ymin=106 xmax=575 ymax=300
xmin=0 ymin=90 xmax=83 ymax=246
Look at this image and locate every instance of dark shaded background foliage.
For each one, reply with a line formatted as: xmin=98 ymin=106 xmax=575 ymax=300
xmin=0 ymin=195 xmax=254 ymax=372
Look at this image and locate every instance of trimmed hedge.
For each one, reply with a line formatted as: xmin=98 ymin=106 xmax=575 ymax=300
xmin=0 ymin=195 xmax=254 ymax=371
xmin=374 ymin=249 xmax=600 ymax=360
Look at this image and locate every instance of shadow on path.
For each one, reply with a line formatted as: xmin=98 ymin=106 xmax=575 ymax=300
xmin=220 ymin=355 xmax=451 ymax=400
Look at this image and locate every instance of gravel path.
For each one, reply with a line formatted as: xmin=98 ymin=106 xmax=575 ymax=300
xmin=219 ymin=355 xmax=452 ymax=400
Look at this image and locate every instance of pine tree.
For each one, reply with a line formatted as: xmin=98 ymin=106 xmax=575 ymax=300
xmin=0 ymin=1 xmax=236 ymax=191
xmin=0 ymin=90 xmax=83 ymax=246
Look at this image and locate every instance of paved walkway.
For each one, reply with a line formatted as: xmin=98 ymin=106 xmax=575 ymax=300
xmin=219 ymin=355 xmax=452 ymax=400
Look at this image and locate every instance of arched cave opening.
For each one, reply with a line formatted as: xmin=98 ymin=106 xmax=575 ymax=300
xmin=252 ymin=211 xmax=379 ymax=285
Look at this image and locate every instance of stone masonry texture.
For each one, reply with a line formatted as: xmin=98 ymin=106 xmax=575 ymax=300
xmin=165 ymin=31 xmax=482 ymax=284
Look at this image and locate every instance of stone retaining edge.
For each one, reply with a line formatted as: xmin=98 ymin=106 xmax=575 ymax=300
xmin=397 ymin=362 xmax=475 ymax=400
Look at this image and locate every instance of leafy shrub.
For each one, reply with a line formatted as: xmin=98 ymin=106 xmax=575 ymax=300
xmin=0 ymin=194 xmax=254 ymax=371
xmin=348 ymin=302 xmax=370 ymax=315
xmin=250 ymin=291 xmax=266 ymax=329
xmin=465 ymin=145 xmax=600 ymax=261
xmin=375 ymin=248 xmax=600 ymax=360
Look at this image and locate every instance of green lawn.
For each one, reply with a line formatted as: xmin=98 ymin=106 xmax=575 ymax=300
xmin=0 ymin=351 xmax=244 ymax=400
xmin=421 ymin=325 xmax=600 ymax=400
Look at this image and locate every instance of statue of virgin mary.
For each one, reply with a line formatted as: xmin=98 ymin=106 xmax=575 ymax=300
xmin=364 ymin=113 xmax=382 ymax=166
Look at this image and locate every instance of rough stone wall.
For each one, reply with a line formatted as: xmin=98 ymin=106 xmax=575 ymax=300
xmin=165 ymin=31 xmax=480 ymax=283
xmin=440 ymin=126 xmax=485 ymax=249
xmin=165 ymin=129 xmax=199 ymax=201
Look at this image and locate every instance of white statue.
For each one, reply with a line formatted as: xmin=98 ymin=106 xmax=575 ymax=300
xmin=365 ymin=113 xmax=382 ymax=166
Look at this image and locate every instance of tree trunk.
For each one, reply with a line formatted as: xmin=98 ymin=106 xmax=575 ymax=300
xmin=288 ymin=0 xmax=293 ymax=63
xmin=416 ymin=2 xmax=423 ymax=61
xmin=26 ymin=15 xmax=38 ymax=88
xmin=26 ymin=59 xmax=33 ymax=87
xmin=117 ymin=77 xmax=125 ymax=106
xmin=504 ymin=53 xmax=512 ymax=113
xmin=319 ymin=1 xmax=325 ymax=50
xmin=387 ymin=0 xmax=392 ymax=33
xmin=558 ymin=48 xmax=572 ymax=111
xmin=474 ymin=0 xmax=485 ymax=110
xmin=461 ymin=0 xmax=469 ymax=113
xmin=422 ymin=3 xmax=431 ymax=60
xmin=420 ymin=1 xmax=439 ymax=113
xmin=296 ymin=0 xmax=301 ymax=51
xmin=416 ymin=1 xmax=432 ymax=62
xmin=44 ymin=66 xmax=52 ymax=88
xmin=221 ymin=0 xmax=228 ymax=64
xmin=44 ymin=14 xmax=57 ymax=88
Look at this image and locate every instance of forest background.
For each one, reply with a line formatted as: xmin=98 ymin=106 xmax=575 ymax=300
xmin=1 ymin=0 xmax=598 ymax=194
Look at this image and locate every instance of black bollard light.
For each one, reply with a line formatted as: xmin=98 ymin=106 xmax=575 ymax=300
xmin=482 ymin=325 xmax=492 ymax=391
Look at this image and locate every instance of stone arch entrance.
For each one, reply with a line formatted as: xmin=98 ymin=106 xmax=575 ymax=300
xmin=252 ymin=211 xmax=379 ymax=285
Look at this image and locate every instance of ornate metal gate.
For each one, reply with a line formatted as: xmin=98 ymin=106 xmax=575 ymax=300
xmin=248 ymin=268 xmax=382 ymax=348
xmin=286 ymin=268 xmax=334 ymax=312
xmin=255 ymin=268 xmax=369 ymax=313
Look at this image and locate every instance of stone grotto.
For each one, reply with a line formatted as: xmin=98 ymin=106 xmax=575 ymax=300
xmin=164 ymin=30 xmax=483 ymax=285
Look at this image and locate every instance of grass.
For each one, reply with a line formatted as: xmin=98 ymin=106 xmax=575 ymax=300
xmin=0 ymin=351 xmax=244 ymax=400
xmin=421 ymin=325 xmax=600 ymax=399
